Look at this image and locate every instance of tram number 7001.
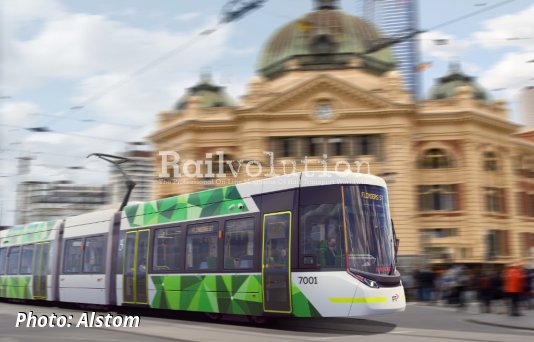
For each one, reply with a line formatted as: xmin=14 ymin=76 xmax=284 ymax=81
xmin=298 ymin=276 xmax=318 ymax=285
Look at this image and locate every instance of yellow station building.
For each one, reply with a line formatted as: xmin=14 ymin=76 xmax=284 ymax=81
xmin=150 ymin=0 xmax=534 ymax=267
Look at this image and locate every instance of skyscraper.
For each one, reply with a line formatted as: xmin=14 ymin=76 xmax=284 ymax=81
xmin=358 ymin=0 xmax=421 ymax=99
xmin=519 ymin=86 xmax=534 ymax=129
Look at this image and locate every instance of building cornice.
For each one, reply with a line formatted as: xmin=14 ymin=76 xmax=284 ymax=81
xmin=240 ymin=73 xmax=411 ymax=113
xmin=416 ymin=110 xmax=520 ymax=133
xmin=236 ymin=107 xmax=414 ymax=120
xmin=149 ymin=119 xmax=238 ymax=143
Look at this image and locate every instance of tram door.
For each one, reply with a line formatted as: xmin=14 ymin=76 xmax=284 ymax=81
xmin=123 ymin=230 xmax=150 ymax=304
xmin=262 ymin=211 xmax=292 ymax=313
xmin=32 ymin=242 xmax=50 ymax=299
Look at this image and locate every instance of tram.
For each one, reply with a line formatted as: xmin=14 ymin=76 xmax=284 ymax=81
xmin=0 ymin=172 xmax=405 ymax=319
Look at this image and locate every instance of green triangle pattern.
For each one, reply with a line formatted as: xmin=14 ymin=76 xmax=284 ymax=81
xmin=0 ymin=276 xmax=33 ymax=299
xmin=2 ymin=221 xmax=57 ymax=246
xmin=291 ymin=283 xmax=322 ymax=317
xmin=150 ymin=274 xmax=262 ymax=315
xmin=124 ymin=185 xmax=250 ymax=228
xmin=222 ymin=275 xmax=233 ymax=293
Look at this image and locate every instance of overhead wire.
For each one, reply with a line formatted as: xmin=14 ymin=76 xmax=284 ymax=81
xmin=40 ymin=0 xmax=268 ymax=128
xmin=0 ymin=123 xmax=131 ymax=143
xmin=1 ymin=0 xmax=270 ymax=184
xmin=426 ymin=0 xmax=518 ymax=32
xmin=28 ymin=112 xmax=142 ymax=128
xmin=0 ymin=148 xmax=80 ymax=160
xmin=365 ymin=0 xmax=519 ymax=54
xmin=5 ymin=0 xmax=518 ymax=131
xmin=1 ymin=1 xmax=269 ymax=165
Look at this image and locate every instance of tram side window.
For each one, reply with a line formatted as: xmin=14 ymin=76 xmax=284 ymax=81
xmin=153 ymin=227 xmax=183 ymax=272
xmin=224 ymin=218 xmax=255 ymax=270
xmin=186 ymin=223 xmax=218 ymax=271
xmin=0 ymin=248 xmax=7 ymax=275
xmin=7 ymin=246 xmax=21 ymax=275
xmin=83 ymin=236 xmax=105 ymax=273
xmin=20 ymin=245 xmax=35 ymax=275
xmin=63 ymin=239 xmax=83 ymax=273
xmin=300 ymin=203 xmax=345 ymax=269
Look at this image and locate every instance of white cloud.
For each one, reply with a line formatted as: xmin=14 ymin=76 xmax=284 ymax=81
xmin=479 ymin=52 xmax=534 ymax=93
xmin=1 ymin=101 xmax=41 ymax=126
xmin=106 ymin=8 xmax=138 ymax=19
xmin=472 ymin=4 xmax=534 ymax=51
xmin=0 ymin=101 xmax=43 ymax=164
xmin=175 ymin=12 xmax=201 ymax=21
xmin=461 ymin=61 xmax=482 ymax=75
xmin=227 ymin=46 xmax=257 ymax=56
xmin=24 ymin=132 xmax=69 ymax=145
xmin=3 ymin=0 xmax=64 ymax=28
xmin=420 ymin=31 xmax=470 ymax=62
xmin=0 ymin=0 xmax=243 ymax=225
xmin=3 ymin=0 xmax=232 ymax=93
xmin=5 ymin=12 xmax=230 ymax=92
xmin=2 ymin=0 xmax=234 ymax=164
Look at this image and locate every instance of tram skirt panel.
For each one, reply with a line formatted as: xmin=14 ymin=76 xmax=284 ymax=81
xmin=149 ymin=274 xmax=263 ymax=315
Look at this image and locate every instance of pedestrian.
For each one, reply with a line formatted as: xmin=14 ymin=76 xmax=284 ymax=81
xmin=413 ymin=268 xmax=421 ymax=301
xmin=456 ymin=265 xmax=469 ymax=310
xmin=523 ymin=268 xmax=533 ymax=310
xmin=478 ymin=270 xmax=492 ymax=313
xmin=420 ymin=267 xmax=435 ymax=303
xmin=433 ymin=268 xmax=445 ymax=304
xmin=491 ymin=270 xmax=503 ymax=309
xmin=503 ymin=262 xmax=526 ymax=317
xmin=443 ymin=266 xmax=457 ymax=305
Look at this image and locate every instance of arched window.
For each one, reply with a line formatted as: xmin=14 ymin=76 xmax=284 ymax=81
xmin=483 ymin=151 xmax=498 ymax=171
xmin=420 ymin=148 xmax=454 ymax=169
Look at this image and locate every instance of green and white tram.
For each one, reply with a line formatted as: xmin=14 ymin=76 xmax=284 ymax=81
xmin=0 ymin=220 xmax=62 ymax=301
xmin=0 ymin=172 xmax=405 ymax=319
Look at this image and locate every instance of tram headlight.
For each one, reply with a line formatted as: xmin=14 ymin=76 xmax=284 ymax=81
xmin=352 ymin=273 xmax=380 ymax=288
xmin=366 ymin=280 xmax=379 ymax=288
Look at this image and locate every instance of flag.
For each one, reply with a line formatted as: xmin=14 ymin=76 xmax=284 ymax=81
xmin=415 ymin=62 xmax=432 ymax=72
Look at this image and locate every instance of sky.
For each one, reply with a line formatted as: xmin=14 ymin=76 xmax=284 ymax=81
xmin=1 ymin=0 xmax=534 ymax=225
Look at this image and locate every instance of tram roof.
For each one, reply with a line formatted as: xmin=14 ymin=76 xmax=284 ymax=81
xmin=0 ymin=220 xmax=61 ymax=246
xmin=120 ymin=172 xmax=387 ymax=228
xmin=298 ymin=171 xmax=387 ymax=188
xmin=231 ymin=171 xmax=387 ymax=194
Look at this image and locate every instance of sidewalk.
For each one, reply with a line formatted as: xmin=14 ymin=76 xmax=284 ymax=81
xmin=410 ymin=300 xmax=534 ymax=331
xmin=466 ymin=309 xmax=534 ymax=331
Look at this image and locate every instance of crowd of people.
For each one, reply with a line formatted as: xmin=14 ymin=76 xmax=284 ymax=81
xmin=405 ymin=262 xmax=533 ymax=317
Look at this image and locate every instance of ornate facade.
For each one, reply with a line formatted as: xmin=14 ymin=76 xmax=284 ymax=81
xmin=150 ymin=1 xmax=534 ymax=267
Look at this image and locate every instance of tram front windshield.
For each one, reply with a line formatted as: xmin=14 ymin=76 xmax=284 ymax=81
xmin=343 ymin=185 xmax=395 ymax=276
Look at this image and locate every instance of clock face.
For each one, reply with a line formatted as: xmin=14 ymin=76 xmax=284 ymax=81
xmin=315 ymin=103 xmax=333 ymax=120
